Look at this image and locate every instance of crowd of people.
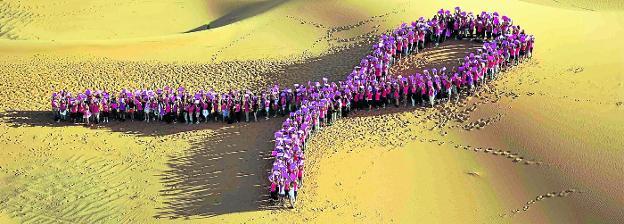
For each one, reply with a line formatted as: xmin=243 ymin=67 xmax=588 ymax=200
xmin=266 ymin=8 xmax=534 ymax=208
xmin=51 ymin=87 xmax=304 ymax=125
xmin=50 ymin=7 xmax=534 ymax=209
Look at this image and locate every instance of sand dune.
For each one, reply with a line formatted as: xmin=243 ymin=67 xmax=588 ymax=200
xmin=0 ymin=0 xmax=623 ymax=223
xmin=519 ymin=0 xmax=624 ymax=11
xmin=187 ymin=0 xmax=291 ymax=32
xmin=0 ymin=0 xmax=289 ymax=40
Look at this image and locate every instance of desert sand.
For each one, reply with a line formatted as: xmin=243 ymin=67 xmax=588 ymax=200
xmin=0 ymin=0 xmax=623 ymax=223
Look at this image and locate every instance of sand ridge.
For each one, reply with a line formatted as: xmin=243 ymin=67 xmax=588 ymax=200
xmin=0 ymin=0 xmax=292 ymax=40
xmin=519 ymin=0 xmax=624 ymax=11
xmin=0 ymin=0 xmax=623 ymax=223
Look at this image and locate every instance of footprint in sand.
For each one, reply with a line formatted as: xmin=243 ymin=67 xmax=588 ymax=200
xmin=508 ymin=188 xmax=583 ymax=216
xmin=466 ymin=171 xmax=480 ymax=176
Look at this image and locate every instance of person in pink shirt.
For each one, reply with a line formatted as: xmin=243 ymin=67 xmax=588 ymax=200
xmin=102 ymin=100 xmax=110 ymax=123
xmin=408 ymin=80 xmax=418 ymax=107
xmin=81 ymin=102 xmax=91 ymax=125
xmin=366 ymin=86 xmax=373 ymax=111
xmin=221 ymin=99 xmax=228 ymax=123
xmin=402 ymin=81 xmax=409 ymax=106
xmin=319 ymin=103 xmax=326 ymax=127
xmin=59 ymin=99 xmax=68 ymax=121
xmin=297 ymin=164 xmax=304 ymax=186
xmin=143 ymin=99 xmax=151 ymax=123
xmin=471 ymin=67 xmax=480 ymax=91
xmin=128 ymin=99 xmax=136 ymax=121
xmin=402 ymin=37 xmax=409 ymax=57
xmin=263 ymin=95 xmax=270 ymax=120
xmin=70 ymin=101 xmax=79 ymax=123
xmin=235 ymin=100 xmax=242 ymax=123
xmin=452 ymin=73 xmax=461 ymax=103
xmin=213 ymin=97 xmax=220 ymax=122
xmin=111 ymin=98 xmax=119 ymax=121
xmin=91 ymin=100 xmax=100 ymax=124
xmin=188 ymin=100 xmax=196 ymax=124
xmin=173 ymin=100 xmax=180 ymax=123
xmin=164 ymin=100 xmax=172 ymax=123
xmin=269 ymin=177 xmax=279 ymax=202
xmin=428 ymin=84 xmax=436 ymax=107
xmin=136 ymin=99 xmax=143 ymax=121
xmin=393 ymin=84 xmax=400 ymax=107
xmin=151 ymin=99 xmax=159 ymax=122
xmin=374 ymin=86 xmax=382 ymax=109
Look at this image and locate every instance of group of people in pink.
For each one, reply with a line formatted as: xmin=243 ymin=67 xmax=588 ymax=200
xmin=49 ymin=7 xmax=534 ymax=209
xmin=267 ymin=7 xmax=533 ymax=208
xmin=51 ymin=87 xmax=304 ymax=125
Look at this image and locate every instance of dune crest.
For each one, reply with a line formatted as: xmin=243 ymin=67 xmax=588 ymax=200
xmin=0 ymin=0 xmax=622 ymax=223
xmin=0 ymin=0 xmax=293 ymax=41
xmin=519 ymin=0 xmax=624 ymax=11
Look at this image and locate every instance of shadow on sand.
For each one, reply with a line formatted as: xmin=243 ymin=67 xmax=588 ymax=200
xmin=150 ymin=40 xmax=483 ymax=219
xmin=0 ymin=41 xmax=375 ymax=136
xmin=0 ymin=110 xmax=238 ymax=136
xmin=154 ymin=119 xmax=284 ymax=219
xmin=0 ymin=40 xmax=483 ymax=218
xmin=185 ymin=0 xmax=290 ymax=33
xmin=0 ymin=40 xmax=479 ymax=136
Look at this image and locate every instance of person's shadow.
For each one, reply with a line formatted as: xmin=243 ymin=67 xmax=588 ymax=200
xmin=154 ymin=119 xmax=285 ymax=219
xmin=0 ymin=110 xmax=230 ymax=136
xmin=0 ymin=39 xmax=482 ymax=219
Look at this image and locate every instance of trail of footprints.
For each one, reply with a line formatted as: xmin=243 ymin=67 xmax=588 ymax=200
xmin=313 ymin=109 xmax=545 ymax=167
xmin=0 ymin=2 xmax=593 ymax=222
xmin=209 ymin=17 xmax=279 ymax=62
xmin=492 ymin=61 xmax=612 ymax=106
xmin=449 ymin=141 xmax=546 ymax=166
xmin=309 ymin=63 xmax=547 ymax=167
xmin=426 ymin=93 xmax=504 ymax=132
xmin=289 ymin=7 xmax=401 ymax=59
xmin=460 ymin=114 xmax=503 ymax=131
xmin=0 ymin=56 xmax=287 ymax=111
xmin=504 ymin=188 xmax=584 ymax=217
xmin=285 ymin=15 xmax=327 ymax=29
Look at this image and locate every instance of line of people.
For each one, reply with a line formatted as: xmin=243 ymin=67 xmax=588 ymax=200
xmin=51 ymin=87 xmax=307 ymax=125
xmin=267 ymin=8 xmax=534 ymax=208
xmin=49 ymin=7 xmax=534 ymax=209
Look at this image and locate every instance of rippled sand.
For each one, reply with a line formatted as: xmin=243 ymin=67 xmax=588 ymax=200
xmin=0 ymin=0 xmax=622 ymax=223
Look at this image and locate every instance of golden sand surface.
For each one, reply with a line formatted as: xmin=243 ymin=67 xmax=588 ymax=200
xmin=0 ymin=0 xmax=623 ymax=223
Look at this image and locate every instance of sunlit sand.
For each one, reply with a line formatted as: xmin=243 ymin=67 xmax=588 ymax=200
xmin=0 ymin=0 xmax=622 ymax=223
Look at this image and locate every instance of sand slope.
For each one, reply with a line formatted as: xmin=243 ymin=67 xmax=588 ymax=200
xmin=520 ymin=0 xmax=624 ymax=11
xmin=0 ymin=0 xmax=287 ymax=40
xmin=0 ymin=0 xmax=623 ymax=223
